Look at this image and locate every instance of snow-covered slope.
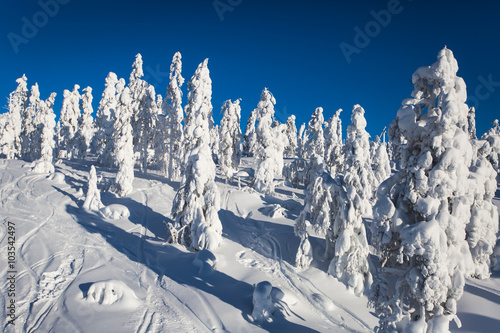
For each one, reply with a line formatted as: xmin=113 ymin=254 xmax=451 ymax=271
xmin=0 ymin=157 xmax=499 ymax=332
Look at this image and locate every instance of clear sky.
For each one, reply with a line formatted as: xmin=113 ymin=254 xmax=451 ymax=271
xmin=1 ymin=0 xmax=499 ymax=138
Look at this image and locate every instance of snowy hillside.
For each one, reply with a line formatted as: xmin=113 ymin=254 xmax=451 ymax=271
xmin=0 ymin=157 xmax=499 ymax=332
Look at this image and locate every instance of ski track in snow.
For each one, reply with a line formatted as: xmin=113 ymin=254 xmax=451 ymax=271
xmin=232 ymin=196 xmax=372 ymax=333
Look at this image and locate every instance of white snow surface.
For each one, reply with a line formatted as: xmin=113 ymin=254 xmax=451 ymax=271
xmin=0 ymin=157 xmax=499 ymax=332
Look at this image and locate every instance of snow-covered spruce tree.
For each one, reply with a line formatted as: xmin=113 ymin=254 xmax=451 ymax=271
xmin=93 ymin=72 xmax=119 ymax=167
xmin=21 ymin=83 xmax=42 ymax=160
xmin=161 ymin=51 xmax=185 ymax=180
xmin=372 ymin=140 xmax=391 ymax=188
xmin=59 ymin=85 xmax=81 ymax=159
xmin=83 ymin=165 xmax=104 ymax=211
xmin=253 ymin=88 xmax=285 ymax=194
xmin=32 ymin=93 xmax=57 ymax=173
xmin=371 ymin=47 xmax=477 ymax=332
xmin=242 ymin=108 xmax=258 ymax=157
xmin=111 ymin=87 xmax=135 ymax=197
xmin=284 ymin=115 xmax=298 ymax=158
xmin=171 ymin=125 xmax=222 ymax=250
xmin=466 ymin=140 xmax=499 ymax=279
xmin=219 ymin=99 xmax=243 ymax=182
xmin=481 ymin=119 xmax=500 ymax=173
xmin=295 ymin=174 xmax=332 ymax=269
xmin=344 ymin=105 xmax=375 ymax=216
xmin=183 ymin=59 xmax=214 ymax=163
xmin=136 ymin=84 xmax=158 ymax=174
xmin=303 ymin=107 xmax=326 ymax=186
xmin=294 ymin=172 xmax=372 ymax=295
xmin=75 ymin=87 xmax=95 ymax=159
xmin=2 ymin=75 xmax=29 ymax=159
xmin=129 ymin=54 xmax=147 ymax=148
xmin=328 ymin=169 xmax=372 ymax=295
xmin=324 ymin=109 xmax=344 ymax=176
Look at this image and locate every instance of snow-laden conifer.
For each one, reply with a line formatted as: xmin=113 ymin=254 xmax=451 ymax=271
xmin=111 ymin=87 xmax=135 ymax=197
xmin=253 ymin=88 xmax=284 ymax=194
xmin=161 ymin=52 xmax=185 ymax=180
xmin=219 ymin=99 xmax=242 ymax=182
xmin=344 ymin=105 xmax=375 ymax=215
xmin=242 ymin=108 xmax=258 ymax=157
xmin=284 ymin=115 xmax=298 ymax=158
xmin=371 ymin=47 xmax=477 ymax=332
xmin=324 ymin=109 xmax=343 ymax=176
xmin=59 ymin=85 xmax=81 ymax=159
xmin=171 ymin=124 xmax=222 ymax=250
xmin=2 ymin=75 xmax=29 ymax=158
xmin=32 ymin=92 xmax=57 ymax=173
xmin=76 ymin=87 xmax=95 ymax=159
xmin=93 ymin=72 xmax=119 ymax=166
xmin=303 ymin=107 xmax=325 ymax=185
xmin=184 ymin=59 xmax=213 ymax=161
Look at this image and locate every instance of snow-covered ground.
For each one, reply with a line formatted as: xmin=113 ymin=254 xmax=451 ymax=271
xmin=0 ymin=157 xmax=499 ymax=332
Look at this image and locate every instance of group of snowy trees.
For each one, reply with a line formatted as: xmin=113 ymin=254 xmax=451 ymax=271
xmin=289 ymin=47 xmax=500 ymax=333
xmin=1 ymin=46 xmax=500 ymax=332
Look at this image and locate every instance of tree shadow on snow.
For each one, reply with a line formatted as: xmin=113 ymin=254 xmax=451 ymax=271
xmin=66 ymin=204 xmax=318 ymax=332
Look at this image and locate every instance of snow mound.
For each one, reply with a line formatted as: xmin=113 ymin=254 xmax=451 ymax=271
xmin=193 ymin=249 xmax=217 ymax=276
xmin=48 ymin=172 xmax=65 ymax=183
xmin=86 ymin=280 xmax=140 ymax=309
xmin=31 ymin=161 xmax=54 ymax=174
xmin=101 ymin=204 xmax=130 ymax=219
xmin=264 ymin=204 xmax=286 ymax=218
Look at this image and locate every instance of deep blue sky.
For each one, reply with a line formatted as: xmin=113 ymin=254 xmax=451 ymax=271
xmin=1 ymin=0 xmax=499 ymax=138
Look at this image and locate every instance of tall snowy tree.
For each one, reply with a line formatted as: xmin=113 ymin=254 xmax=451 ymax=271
xmin=344 ymin=105 xmax=375 ymax=216
xmin=219 ymin=99 xmax=243 ymax=182
xmin=136 ymin=85 xmax=158 ymax=174
xmin=242 ymin=108 xmax=258 ymax=157
xmin=111 ymin=87 xmax=135 ymax=197
xmin=303 ymin=107 xmax=326 ymax=186
xmin=59 ymin=85 xmax=81 ymax=159
xmin=171 ymin=77 xmax=222 ymax=251
xmin=324 ymin=109 xmax=344 ymax=176
xmin=253 ymin=88 xmax=284 ymax=194
xmin=76 ymin=87 xmax=95 ymax=159
xmin=466 ymin=140 xmax=499 ymax=279
xmin=21 ymin=83 xmax=42 ymax=160
xmin=32 ymin=93 xmax=57 ymax=173
xmin=183 ymin=59 xmax=214 ymax=161
xmin=372 ymin=141 xmax=391 ymax=188
xmin=294 ymin=172 xmax=372 ymax=295
xmin=371 ymin=47 xmax=477 ymax=332
xmin=93 ymin=72 xmax=119 ymax=166
xmin=161 ymin=51 xmax=185 ymax=180
xmin=2 ymin=75 xmax=29 ymax=158
xmin=129 ymin=53 xmax=147 ymax=149
xmin=284 ymin=115 xmax=298 ymax=158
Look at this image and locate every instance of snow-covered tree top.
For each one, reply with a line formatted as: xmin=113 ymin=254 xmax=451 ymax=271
xmin=170 ymin=52 xmax=184 ymax=87
xmin=30 ymin=83 xmax=40 ymax=100
xmin=130 ymin=53 xmax=144 ymax=82
xmin=83 ymin=86 xmax=92 ymax=94
xmin=15 ymin=74 xmax=28 ymax=92
xmin=105 ymin=72 xmax=118 ymax=87
xmin=256 ymin=88 xmax=276 ymax=119
xmin=348 ymin=104 xmax=367 ymax=132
